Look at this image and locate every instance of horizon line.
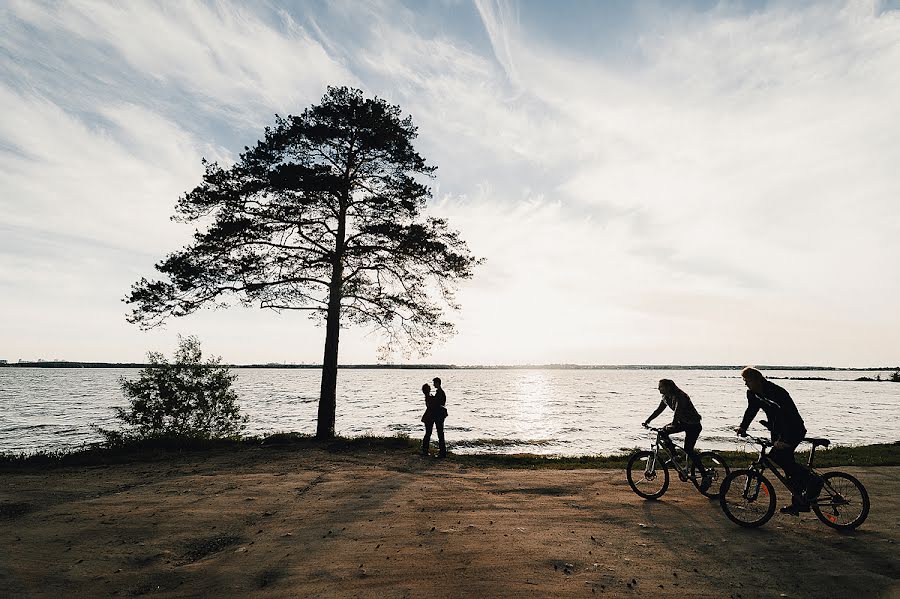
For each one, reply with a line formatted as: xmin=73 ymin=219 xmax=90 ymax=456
xmin=1 ymin=361 xmax=897 ymax=371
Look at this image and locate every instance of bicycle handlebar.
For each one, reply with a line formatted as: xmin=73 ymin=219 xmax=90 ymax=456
xmin=738 ymin=434 xmax=772 ymax=447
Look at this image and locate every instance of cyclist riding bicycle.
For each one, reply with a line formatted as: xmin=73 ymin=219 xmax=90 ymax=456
xmin=735 ymin=367 xmax=824 ymax=515
xmin=643 ymin=379 xmax=712 ymax=493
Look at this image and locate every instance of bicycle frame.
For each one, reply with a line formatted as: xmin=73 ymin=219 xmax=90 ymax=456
xmin=646 ymin=428 xmax=692 ymax=479
xmin=739 ymin=436 xmax=825 ymax=501
xmin=737 ymin=439 xmax=780 ymax=500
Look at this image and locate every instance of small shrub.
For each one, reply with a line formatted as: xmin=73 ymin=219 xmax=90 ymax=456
xmin=96 ymin=336 xmax=247 ymax=444
xmin=890 ymin=370 xmax=900 ymax=383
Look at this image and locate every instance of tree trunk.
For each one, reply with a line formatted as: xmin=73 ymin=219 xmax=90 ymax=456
xmin=317 ymin=282 xmax=341 ymax=439
xmin=317 ymin=192 xmax=348 ymax=439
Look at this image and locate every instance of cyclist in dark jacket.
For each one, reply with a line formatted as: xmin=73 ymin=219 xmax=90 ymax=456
xmin=736 ymin=367 xmax=821 ymax=515
xmin=644 ymin=379 xmax=711 ymax=492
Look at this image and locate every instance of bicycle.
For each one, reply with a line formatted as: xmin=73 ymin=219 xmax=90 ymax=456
xmin=626 ymin=425 xmax=731 ymax=499
xmin=718 ymin=434 xmax=870 ymax=529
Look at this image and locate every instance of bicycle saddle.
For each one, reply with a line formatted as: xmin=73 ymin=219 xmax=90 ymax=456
xmin=804 ymin=437 xmax=830 ymax=447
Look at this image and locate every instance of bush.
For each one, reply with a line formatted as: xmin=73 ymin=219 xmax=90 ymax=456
xmin=97 ymin=336 xmax=247 ymax=445
xmin=891 ymin=370 xmax=900 ymax=383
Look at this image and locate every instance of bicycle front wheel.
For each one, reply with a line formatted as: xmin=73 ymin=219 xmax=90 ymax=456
xmin=626 ymin=450 xmax=670 ymax=499
xmin=812 ymin=472 xmax=870 ymax=530
xmin=691 ymin=451 xmax=731 ymax=499
xmin=719 ymin=469 xmax=776 ymax=528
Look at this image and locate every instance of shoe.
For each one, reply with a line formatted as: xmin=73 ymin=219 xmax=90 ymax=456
xmin=779 ymin=503 xmax=810 ymax=516
xmin=699 ymin=473 xmax=713 ymax=493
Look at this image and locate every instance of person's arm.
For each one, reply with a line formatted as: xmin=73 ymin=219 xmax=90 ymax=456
xmin=436 ymin=389 xmax=446 ymax=407
xmin=736 ymin=390 xmax=759 ymax=435
xmin=644 ymin=400 xmax=666 ymax=426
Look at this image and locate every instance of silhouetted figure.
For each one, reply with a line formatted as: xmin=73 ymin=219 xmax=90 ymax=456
xmin=421 ymin=380 xmax=447 ymax=458
xmin=432 ymin=377 xmax=448 ymax=457
xmin=644 ymin=379 xmax=711 ymax=492
xmin=736 ymin=367 xmax=822 ymax=515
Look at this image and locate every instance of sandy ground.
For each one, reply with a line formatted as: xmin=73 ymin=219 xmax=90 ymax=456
xmin=1 ymin=446 xmax=898 ymax=598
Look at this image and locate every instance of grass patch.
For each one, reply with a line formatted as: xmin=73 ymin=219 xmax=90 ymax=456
xmin=0 ymin=436 xmax=259 ymax=469
xmin=794 ymin=443 xmax=900 ymax=467
xmin=324 ymin=433 xmax=420 ymax=452
xmin=2 ymin=434 xmax=897 ymax=470
xmin=0 ymin=432 xmax=419 ymax=469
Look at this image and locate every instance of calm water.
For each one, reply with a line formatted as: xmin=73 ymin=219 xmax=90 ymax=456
xmin=1 ymin=368 xmax=898 ymax=455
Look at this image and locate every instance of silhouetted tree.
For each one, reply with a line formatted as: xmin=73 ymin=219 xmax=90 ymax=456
xmin=97 ymin=335 xmax=246 ymax=444
xmin=126 ymin=86 xmax=481 ymax=439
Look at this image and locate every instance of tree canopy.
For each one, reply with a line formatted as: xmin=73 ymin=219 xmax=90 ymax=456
xmin=126 ymin=86 xmax=481 ymax=437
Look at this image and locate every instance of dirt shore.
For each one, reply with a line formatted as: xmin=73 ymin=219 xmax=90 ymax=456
xmin=1 ymin=446 xmax=897 ymax=598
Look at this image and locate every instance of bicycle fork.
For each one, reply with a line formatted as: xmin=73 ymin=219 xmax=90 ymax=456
xmin=645 ymin=450 xmax=659 ymax=476
xmin=742 ymin=470 xmax=765 ymax=501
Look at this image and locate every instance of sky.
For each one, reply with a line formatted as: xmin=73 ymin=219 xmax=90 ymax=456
xmin=1 ymin=0 xmax=899 ymax=367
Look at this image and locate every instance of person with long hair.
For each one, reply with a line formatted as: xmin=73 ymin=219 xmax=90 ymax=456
xmin=644 ymin=379 xmax=711 ymax=492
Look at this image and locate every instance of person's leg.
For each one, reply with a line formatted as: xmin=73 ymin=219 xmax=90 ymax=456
xmin=770 ymin=439 xmax=808 ymax=509
xmin=660 ymin=422 xmax=684 ymax=459
xmin=436 ymin=420 xmax=446 ymax=457
xmin=684 ymin=423 xmax=705 ymax=474
xmin=422 ymin=421 xmax=433 ymax=455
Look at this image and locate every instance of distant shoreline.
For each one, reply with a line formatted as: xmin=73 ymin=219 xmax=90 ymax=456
xmin=1 ymin=362 xmax=898 ymax=371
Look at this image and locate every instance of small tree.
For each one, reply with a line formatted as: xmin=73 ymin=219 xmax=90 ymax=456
xmin=890 ymin=370 xmax=900 ymax=383
xmin=98 ymin=336 xmax=247 ymax=444
xmin=126 ymin=86 xmax=481 ymax=439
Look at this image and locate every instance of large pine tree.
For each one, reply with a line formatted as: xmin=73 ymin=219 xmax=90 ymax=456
xmin=126 ymin=86 xmax=481 ymax=438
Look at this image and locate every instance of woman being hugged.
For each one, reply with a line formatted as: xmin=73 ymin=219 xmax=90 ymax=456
xmin=644 ymin=379 xmax=710 ymax=492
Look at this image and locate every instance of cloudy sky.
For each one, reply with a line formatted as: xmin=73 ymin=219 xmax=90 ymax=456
xmin=2 ymin=0 xmax=898 ymax=366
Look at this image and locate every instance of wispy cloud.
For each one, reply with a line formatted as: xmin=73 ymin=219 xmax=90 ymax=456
xmin=5 ymin=0 xmax=354 ymax=121
xmin=472 ymin=0 xmax=521 ymax=86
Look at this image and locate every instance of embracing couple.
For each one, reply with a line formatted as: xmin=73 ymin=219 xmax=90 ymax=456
xmin=420 ymin=377 xmax=448 ymax=458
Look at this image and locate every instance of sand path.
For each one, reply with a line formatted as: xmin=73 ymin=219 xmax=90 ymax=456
xmin=1 ymin=446 xmax=898 ymax=598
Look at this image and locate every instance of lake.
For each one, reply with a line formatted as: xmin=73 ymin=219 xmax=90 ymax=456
xmin=1 ymin=367 xmax=898 ymax=455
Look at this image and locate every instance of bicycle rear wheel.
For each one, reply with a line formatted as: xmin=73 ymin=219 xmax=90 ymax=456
xmin=626 ymin=450 xmax=669 ymax=499
xmin=719 ymin=469 xmax=776 ymax=528
xmin=690 ymin=451 xmax=731 ymax=498
xmin=812 ymin=472 xmax=870 ymax=530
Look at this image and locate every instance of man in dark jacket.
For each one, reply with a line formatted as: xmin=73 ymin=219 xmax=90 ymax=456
xmin=736 ymin=367 xmax=821 ymax=515
xmin=430 ymin=377 xmax=447 ymax=458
